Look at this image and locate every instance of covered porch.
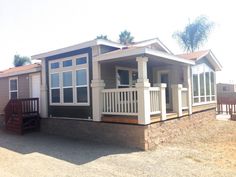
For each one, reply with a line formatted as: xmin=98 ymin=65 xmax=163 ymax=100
xmin=91 ymin=47 xmax=194 ymax=125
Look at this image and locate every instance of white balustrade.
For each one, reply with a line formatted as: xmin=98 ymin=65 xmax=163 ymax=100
xmin=102 ymin=88 xmax=138 ymax=115
xmin=149 ymin=87 xmax=161 ymax=115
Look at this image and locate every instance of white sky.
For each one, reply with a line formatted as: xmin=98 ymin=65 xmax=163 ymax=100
xmin=0 ymin=0 xmax=235 ymax=83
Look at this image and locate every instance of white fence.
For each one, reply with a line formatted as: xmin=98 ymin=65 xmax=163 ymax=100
xmin=102 ymin=88 xmax=138 ymax=115
xmin=150 ymin=87 xmax=161 ymax=115
xmin=181 ymin=88 xmax=188 ymax=110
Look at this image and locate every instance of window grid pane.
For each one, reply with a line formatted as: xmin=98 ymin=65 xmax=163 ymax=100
xmin=63 ymin=60 xmax=72 ymax=67
xmin=51 ymin=73 xmax=59 ymax=88
xmin=76 ymin=69 xmax=87 ymax=86
xmin=63 ymin=71 xmax=72 ymax=87
xmin=76 ymin=57 xmax=87 ymax=65
xmin=51 ymin=62 xmax=59 ymax=69
xmin=10 ymin=79 xmax=17 ymax=91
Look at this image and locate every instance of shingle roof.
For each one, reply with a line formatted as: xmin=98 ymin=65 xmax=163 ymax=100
xmin=177 ymin=50 xmax=210 ymax=60
xmin=0 ymin=63 xmax=41 ymax=77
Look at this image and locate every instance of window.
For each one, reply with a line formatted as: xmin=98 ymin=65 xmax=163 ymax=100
xmin=63 ymin=60 xmax=72 ymax=67
xmin=49 ymin=54 xmax=89 ymax=105
xmin=51 ymin=62 xmax=59 ymax=69
xmin=76 ymin=69 xmax=88 ymax=103
xmin=76 ymin=57 xmax=87 ymax=65
xmin=50 ymin=73 xmax=60 ymax=103
xmin=192 ymin=63 xmax=216 ymax=104
xmin=9 ymin=78 xmax=18 ymax=99
xmin=116 ymin=67 xmax=138 ymax=88
xmin=63 ymin=71 xmax=73 ymax=103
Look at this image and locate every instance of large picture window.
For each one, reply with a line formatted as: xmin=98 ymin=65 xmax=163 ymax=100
xmin=192 ymin=63 xmax=216 ymax=104
xmin=49 ymin=54 xmax=89 ymax=105
xmin=9 ymin=78 xmax=18 ymax=99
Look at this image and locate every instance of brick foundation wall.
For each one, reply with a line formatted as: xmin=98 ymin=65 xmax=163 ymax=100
xmin=41 ymin=109 xmax=216 ymax=150
xmin=145 ymin=109 xmax=216 ymax=150
xmin=41 ymin=118 xmax=145 ymax=149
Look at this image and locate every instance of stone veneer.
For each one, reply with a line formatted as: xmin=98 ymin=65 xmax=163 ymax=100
xmin=41 ymin=108 xmax=216 ymax=150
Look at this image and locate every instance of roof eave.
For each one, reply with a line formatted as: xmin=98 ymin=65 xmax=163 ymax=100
xmin=31 ymin=39 xmax=125 ymax=60
xmin=95 ymin=47 xmax=195 ymax=65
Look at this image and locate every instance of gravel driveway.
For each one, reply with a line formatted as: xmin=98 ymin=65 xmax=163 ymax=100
xmin=0 ymin=119 xmax=235 ymax=177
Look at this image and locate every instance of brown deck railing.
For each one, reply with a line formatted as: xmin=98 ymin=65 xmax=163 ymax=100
xmin=4 ymin=98 xmax=40 ymax=134
xmin=217 ymin=92 xmax=236 ymax=115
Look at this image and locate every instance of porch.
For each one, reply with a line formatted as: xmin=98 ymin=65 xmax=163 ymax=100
xmin=91 ymin=47 xmax=194 ymax=125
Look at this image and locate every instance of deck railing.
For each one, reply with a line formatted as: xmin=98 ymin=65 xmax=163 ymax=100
xmin=150 ymin=87 xmax=161 ymax=115
xmin=102 ymin=88 xmax=138 ymax=115
xmin=181 ymin=88 xmax=188 ymax=110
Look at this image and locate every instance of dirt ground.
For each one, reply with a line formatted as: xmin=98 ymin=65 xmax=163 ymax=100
xmin=0 ymin=119 xmax=235 ymax=177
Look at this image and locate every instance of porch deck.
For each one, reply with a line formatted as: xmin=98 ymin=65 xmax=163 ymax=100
xmin=101 ymin=103 xmax=216 ymax=124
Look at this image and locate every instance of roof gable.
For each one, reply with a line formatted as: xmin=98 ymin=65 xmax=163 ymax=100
xmin=177 ymin=50 xmax=222 ymax=71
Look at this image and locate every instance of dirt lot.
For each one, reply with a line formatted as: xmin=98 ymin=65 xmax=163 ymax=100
xmin=0 ymin=119 xmax=235 ymax=177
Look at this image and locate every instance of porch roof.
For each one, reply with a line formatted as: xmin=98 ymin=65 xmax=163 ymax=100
xmin=94 ymin=47 xmax=195 ymax=65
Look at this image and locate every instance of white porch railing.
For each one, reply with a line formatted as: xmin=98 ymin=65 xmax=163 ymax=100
xmin=150 ymin=87 xmax=161 ymax=115
xmin=181 ymin=88 xmax=188 ymax=110
xmin=102 ymin=88 xmax=138 ymax=115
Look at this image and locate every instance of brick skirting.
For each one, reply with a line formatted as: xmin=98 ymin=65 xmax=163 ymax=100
xmin=41 ymin=109 xmax=216 ymax=150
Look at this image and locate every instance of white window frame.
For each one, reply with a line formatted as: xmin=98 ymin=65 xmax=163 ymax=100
xmin=192 ymin=63 xmax=216 ymax=106
xmin=9 ymin=77 xmax=18 ymax=100
xmin=49 ymin=53 xmax=89 ymax=106
xmin=116 ymin=66 xmax=138 ymax=88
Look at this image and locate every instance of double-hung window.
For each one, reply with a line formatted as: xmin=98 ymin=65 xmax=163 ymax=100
xmin=192 ymin=63 xmax=216 ymax=104
xmin=116 ymin=67 xmax=138 ymax=88
xmin=49 ymin=54 xmax=89 ymax=105
xmin=9 ymin=78 xmax=18 ymax=99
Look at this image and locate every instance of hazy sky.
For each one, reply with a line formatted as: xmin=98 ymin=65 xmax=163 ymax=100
xmin=0 ymin=0 xmax=235 ymax=83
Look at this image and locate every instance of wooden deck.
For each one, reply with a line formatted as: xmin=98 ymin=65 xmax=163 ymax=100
xmin=102 ymin=103 xmax=216 ymax=124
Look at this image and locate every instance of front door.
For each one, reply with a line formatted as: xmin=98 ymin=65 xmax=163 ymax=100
xmin=158 ymin=71 xmax=171 ymax=109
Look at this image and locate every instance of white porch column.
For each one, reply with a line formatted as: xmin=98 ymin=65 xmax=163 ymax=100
xmin=91 ymin=61 xmax=105 ymax=122
xmin=135 ymin=56 xmax=150 ymax=125
xmin=156 ymin=83 xmax=167 ymax=121
xmin=183 ymin=65 xmax=192 ymax=115
xmin=171 ymin=84 xmax=183 ymax=117
xmin=40 ymin=59 xmax=48 ymax=118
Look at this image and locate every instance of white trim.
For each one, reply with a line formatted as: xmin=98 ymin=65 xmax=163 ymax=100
xmin=95 ymin=47 xmax=195 ymax=65
xmin=9 ymin=77 xmax=18 ymax=100
xmin=48 ymin=53 xmax=90 ymax=106
xmin=116 ymin=66 xmax=138 ymax=88
xmin=32 ymin=39 xmax=124 ymax=60
xmin=131 ymin=38 xmax=173 ymax=54
xmin=196 ymin=50 xmax=222 ymax=71
xmin=192 ymin=63 xmax=216 ymax=105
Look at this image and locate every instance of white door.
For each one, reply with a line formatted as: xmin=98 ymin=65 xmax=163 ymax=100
xmin=31 ymin=74 xmax=41 ymax=113
xmin=31 ymin=74 xmax=40 ymax=98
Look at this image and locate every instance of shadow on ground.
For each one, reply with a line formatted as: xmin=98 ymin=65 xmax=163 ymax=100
xmin=0 ymin=128 xmax=138 ymax=165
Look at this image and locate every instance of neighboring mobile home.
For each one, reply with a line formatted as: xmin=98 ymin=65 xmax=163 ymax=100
xmin=0 ymin=63 xmax=41 ymax=114
xmin=31 ymin=38 xmax=222 ymax=149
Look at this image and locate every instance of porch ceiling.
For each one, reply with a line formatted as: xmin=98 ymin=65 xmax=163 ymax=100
xmin=95 ymin=47 xmax=195 ymax=65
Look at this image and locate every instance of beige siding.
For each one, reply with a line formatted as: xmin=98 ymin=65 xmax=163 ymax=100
xmin=0 ymin=74 xmax=30 ymax=114
xmin=0 ymin=77 xmax=10 ymax=114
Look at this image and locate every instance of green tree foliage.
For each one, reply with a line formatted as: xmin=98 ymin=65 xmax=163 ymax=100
xmin=13 ymin=54 xmax=31 ymax=67
xmin=173 ymin=16 xmax=214 ymax=52
xmin=96 ymin=35 xmax=108 ymax=40
xmin=119 ymin=30 xmax=134 ymax=45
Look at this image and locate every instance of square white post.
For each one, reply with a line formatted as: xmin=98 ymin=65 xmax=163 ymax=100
xmin=136 ymin=56 xmax=150 ymax=125
xmin=40 ymin=59 xmax=48 ymax=118
xmin=171 ymin=84 xmax=183 ymax=117
xmin=184 ymin=65 xmax=192 ymax=115
xmin=91 ymin=61 xmax=105 ymax=122
xmin=156 ymin=83 xmax=167 ymax=121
